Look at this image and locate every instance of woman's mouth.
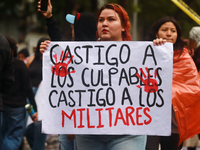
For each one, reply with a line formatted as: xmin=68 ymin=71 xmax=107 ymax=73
xmin=102 ymin=29 xmax=108 ymax=33
xmin=164 ymin=38 xmax=173 ymax=43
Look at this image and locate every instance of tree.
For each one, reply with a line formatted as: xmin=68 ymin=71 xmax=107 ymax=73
xmin=137 ymin=0 xmax=200 ymax=40
xmin=0 ymin=0 xmax=199 ymax=42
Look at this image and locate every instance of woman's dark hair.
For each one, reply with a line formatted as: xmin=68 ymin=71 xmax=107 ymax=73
xmin=18 ymin=48 xmax=29 ymax=58
xmin=4 ymin=35 xmax=18 ymax=58
xmin=192 ymin=46 xmax=200 ymax=71
xmin=74 ymin=12 xmax=97 ymax=41
xmin=146 ymin=16 xmax=184 ymax=53
xmin=35 ymin=37 xmax=49 ymax=60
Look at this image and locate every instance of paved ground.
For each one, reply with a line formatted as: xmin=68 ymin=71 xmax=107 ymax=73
xmin=23 ymin=134 xmax=60 ymax=150
xmin=22 ymin=135 xmax=200 ymax=150
xmin=182 ymin=147 xmax=200 ymax=150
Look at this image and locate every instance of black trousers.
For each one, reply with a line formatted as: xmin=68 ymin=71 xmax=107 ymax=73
xmin=146 ymin=133 xmax=183 ymax=150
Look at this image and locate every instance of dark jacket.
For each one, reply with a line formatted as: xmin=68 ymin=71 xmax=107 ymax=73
xmin=0 ymin=34 xmax=14 ymax=111
xmin=46 ymin=16 xmax=63 ymax=41
xmin=46 ymin=13 xmax=97 ymax=41
xmin=2 ymin=58 xmax=37 ymax=111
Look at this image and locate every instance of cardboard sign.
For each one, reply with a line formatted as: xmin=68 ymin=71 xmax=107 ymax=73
xmin=42 ymin=41 xmax=173 ymax=136
xmin=171 ymin=0 xmax=200 ymax=25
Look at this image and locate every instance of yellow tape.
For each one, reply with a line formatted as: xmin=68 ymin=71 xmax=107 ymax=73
xmin=171 ymin=0 xmax=200 ymax=25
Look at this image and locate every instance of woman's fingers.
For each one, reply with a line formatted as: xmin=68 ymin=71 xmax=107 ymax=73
xmin=153 ymin=38 xmax=167 ymax=46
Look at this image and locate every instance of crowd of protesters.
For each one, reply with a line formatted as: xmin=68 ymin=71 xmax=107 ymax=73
xmin=1 ymin=0 xmax=200 ymax=150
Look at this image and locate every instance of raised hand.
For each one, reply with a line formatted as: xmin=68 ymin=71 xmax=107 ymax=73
xmin=38 ymin=0 xmax=53 ymax=18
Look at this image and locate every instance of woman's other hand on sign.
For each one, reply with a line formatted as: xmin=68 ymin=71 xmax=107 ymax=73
xmin=40 ymin=40 xmax=51 ymax=54
xmin=153 ymin=38 xmax=167 ymax=46
xmin=32 ymin=112 xmax=38 ymax=122
xmin=37 ymin=0 xmax=53 ymax=18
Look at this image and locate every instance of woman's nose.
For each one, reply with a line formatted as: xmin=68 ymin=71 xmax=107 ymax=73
xmin=102 ymin=20 xmax=108 ymax=26
xmin=167 ymin=30 xmax=172 ymax=35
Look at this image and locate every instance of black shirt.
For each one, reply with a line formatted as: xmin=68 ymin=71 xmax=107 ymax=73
xmin=2 ymin=58 xmax=37 ymax=111
xmin=0 ymin=34 xmax=14 ymax=111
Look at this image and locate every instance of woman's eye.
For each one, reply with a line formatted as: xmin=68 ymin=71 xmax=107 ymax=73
xmin=99 ymin=18 xmax=104 ymax=22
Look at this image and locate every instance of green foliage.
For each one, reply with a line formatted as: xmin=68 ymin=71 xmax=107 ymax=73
xmin=1 ymin=0 xmax=200 ymax=41
xmin=138 ymin=0 xmax=200 ymax=39
xmin=0 ymin=0 xmax=21 ymax=19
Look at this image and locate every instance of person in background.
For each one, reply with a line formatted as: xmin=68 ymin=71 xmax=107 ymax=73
xmin=145 ymin=16 xmax=200 ymax=150
xmin=37 ymin=0 xmax=97 ymax=42
xmin=25 ymin=37 xmax=49 ymax=150
xmin=182 ymin=26 xmax=200 ymax=150
xmin=18 ymin=48 xmax=29 ymax=64
xmin=187 ymin=26 xmax=200 ymax=56
xmin=192 ymin=46 xmax=200 ymax=74
xmin=0 ymin=34 xmax=14 ymax=149
xmin=38 ymin=0 xmax=97 ymax=149
xmin=0 ymin=35 xmax=38 ymax=150
xmin=26 ymin=37 xmax=48 ymax=87
xmin=182 ymin=44 xmax=200 ymax=150
xmin=18 ymin=48 xmax=30 ymax=150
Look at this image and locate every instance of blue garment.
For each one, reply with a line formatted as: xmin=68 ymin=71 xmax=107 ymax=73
xmin=33 ymin=121 xmax=46 ymax=150
xmin=76 ymin=135 xmax=147 ymax=150
xmin=0 ymin=112 xmax=3 ymax=148
xmin=25 ymin=86 xmax=47 ymax=150
xmin=59 ymin=134 xmax=77 ymax=150
xmin=0 ymin=111 xmax=2 ymax=127
xmin=0 ymin=105 xmax=26 ymax=150
xmin=32 ymin=87 xmax=38 ymax=96
xmin=25 ymin=121 xmax=47 ymax=150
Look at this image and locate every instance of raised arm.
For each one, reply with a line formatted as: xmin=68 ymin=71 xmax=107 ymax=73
xmin=38 ymin=0 xmax=63 ymax=41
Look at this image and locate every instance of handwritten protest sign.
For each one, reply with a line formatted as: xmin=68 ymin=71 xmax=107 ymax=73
xmin=42 ymin=41 xmax=173 ymax=136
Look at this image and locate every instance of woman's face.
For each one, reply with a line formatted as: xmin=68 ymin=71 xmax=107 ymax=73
xmin=97 ymin=9 xmax=124 ymax=41
xmin=156 ymin=22 xmax=177 ymax=44
xmin=18 ymin=53 xmax=26 ymax=61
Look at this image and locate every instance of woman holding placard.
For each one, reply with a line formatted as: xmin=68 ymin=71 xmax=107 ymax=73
xmin=145 ymin=16 xmax=200 ymax=150
xmin=74 ymin=3 xmax=147 ymax=150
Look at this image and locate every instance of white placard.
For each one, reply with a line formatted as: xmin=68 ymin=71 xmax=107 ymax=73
xmin=42 ymin=41 xmax=173 ymax=136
